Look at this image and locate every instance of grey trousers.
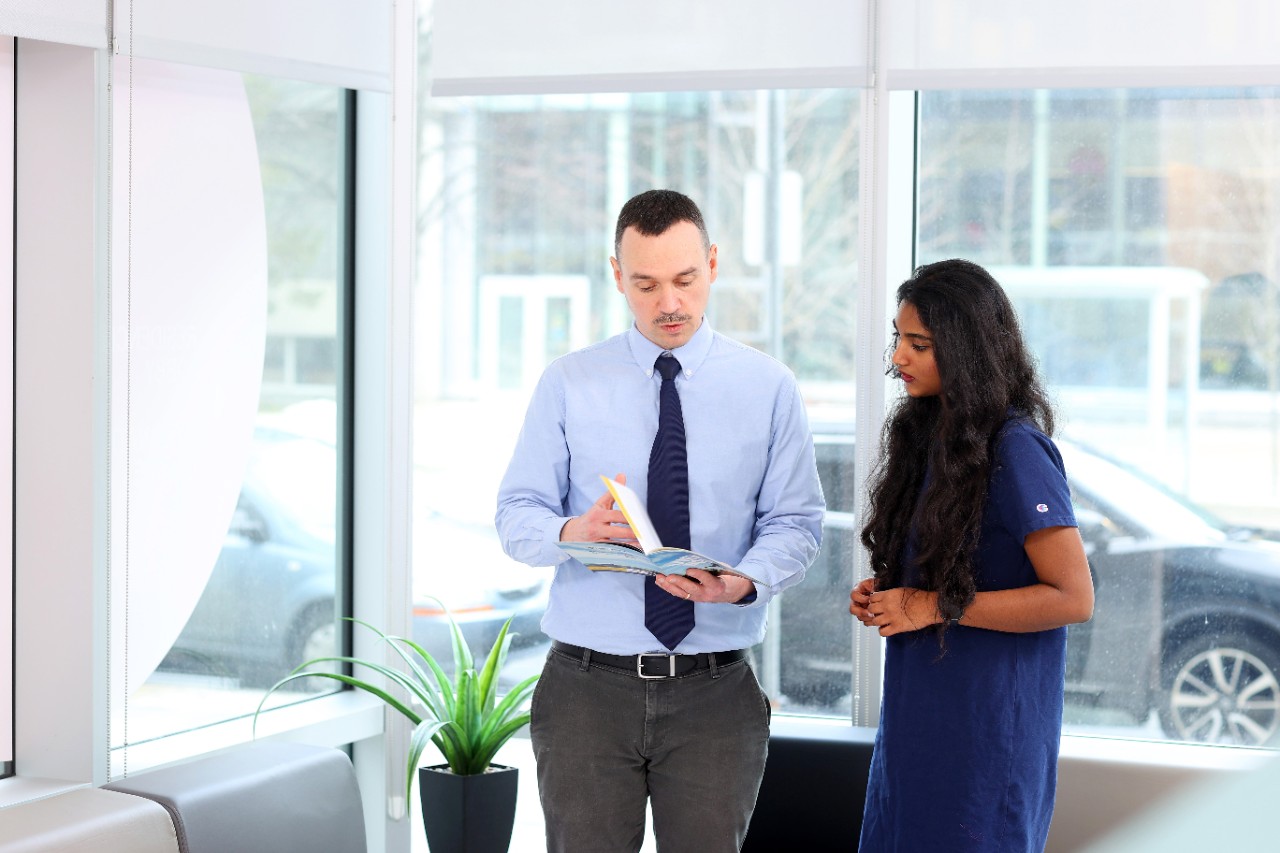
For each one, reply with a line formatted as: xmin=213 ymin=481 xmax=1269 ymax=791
xmin=529 ymin=645 xmax=772 ymax=853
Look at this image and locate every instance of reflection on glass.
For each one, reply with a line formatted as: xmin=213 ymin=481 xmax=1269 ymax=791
xmin=131 ymin=74 xmax=346 ymax=744
xmin=1018 ymin=297 xmax=1148 ymax=387
xmin=295 ymin=338 xmax=340 ymax=386
xmin=163 ymin=427 xmax=338 ymax=684
xmin=546 ymin=296 xmax=571 ymax=363
xmin=498 ymin=295 xmax=524 ymax=390
xmin=919 ymin=87 xmax=1280 ymax=748
xmin=415 ymin=88 xmax=861 ymax=720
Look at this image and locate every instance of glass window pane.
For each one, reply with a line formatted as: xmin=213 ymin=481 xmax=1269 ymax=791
xmin=919 ymin=87 xmax=1280 ymax=748
xmin=414 ymin=89 xmax=860 ymax=721
xmin=116 ymin=70 xmax=348 ymax=757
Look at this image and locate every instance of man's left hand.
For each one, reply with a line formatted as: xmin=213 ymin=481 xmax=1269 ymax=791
xmin=655 ymin=569 xmax=754 ymax=604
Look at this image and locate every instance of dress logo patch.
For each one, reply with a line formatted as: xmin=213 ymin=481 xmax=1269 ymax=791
xmin=1035 ymin=503 xmax=1049 ymax=513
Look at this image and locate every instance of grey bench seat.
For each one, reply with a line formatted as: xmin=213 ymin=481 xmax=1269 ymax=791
xmin=103 ymin=741 xmax=366 ymax=853
xmin=0 ymin=787 xmax=180 ymax=853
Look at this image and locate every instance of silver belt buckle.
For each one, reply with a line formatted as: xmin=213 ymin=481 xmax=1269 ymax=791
xmin=637 ymin=653 xmax=677 ymax=679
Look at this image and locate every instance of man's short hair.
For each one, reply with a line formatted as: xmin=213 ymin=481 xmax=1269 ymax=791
xmin=613 ymin=189 xmax=711 ymax=258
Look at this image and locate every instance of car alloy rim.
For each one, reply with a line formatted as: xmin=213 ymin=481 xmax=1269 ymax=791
xmin=303 ymin=621 xmax=337 ymax=664
xmin=290 ymin=620 xmax=340 ymax=692
xmin=1169 ymin=647 xmax=1280 ymax=745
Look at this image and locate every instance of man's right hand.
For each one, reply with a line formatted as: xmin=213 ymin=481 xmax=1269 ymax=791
xmin=559 ymin=472 xmax=636 ymax=543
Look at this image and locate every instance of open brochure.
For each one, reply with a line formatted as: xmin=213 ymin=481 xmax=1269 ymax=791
xmin=555 ymin=476 xmax=760 ymax=583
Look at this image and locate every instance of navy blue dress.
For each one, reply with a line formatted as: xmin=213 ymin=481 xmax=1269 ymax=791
xmin=859 ymin=420 xmax=1077 ymax=852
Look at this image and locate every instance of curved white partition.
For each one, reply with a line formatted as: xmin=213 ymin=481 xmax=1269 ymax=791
xmin=108 ymin=59 xmax=268 ymax=705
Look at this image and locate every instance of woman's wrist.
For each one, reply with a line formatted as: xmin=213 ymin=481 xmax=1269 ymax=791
xmin=935 ymin=592 xmax=966 ymax=627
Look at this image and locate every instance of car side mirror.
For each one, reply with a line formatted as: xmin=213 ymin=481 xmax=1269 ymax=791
xmin=229 ymin=506 xmax=268 ymax=543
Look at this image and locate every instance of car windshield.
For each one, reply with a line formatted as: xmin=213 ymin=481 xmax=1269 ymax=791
xmin=1059 ymin=439 xmax=1228 ymax=544
xmin=248 ymin=430 xmax=338 ymax=545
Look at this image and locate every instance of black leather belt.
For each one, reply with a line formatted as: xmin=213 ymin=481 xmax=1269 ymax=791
xmin=551 ymin=641 xmax=747 ymax=679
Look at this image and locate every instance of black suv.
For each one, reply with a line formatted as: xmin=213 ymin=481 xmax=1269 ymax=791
xmin=767 ymin=427 xmax=1280 ymax=747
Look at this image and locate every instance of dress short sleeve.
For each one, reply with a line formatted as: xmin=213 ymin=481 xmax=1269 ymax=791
xmin=990 ymin=419 xmax=1077 ymax=542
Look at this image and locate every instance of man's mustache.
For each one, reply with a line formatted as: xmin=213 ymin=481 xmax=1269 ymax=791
xmin=654 ymin=313 xmax=692 ymax=325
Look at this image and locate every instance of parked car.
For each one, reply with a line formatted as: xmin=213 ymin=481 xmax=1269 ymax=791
xmin=773 ymin=427 xmax=1280 ymax=747
xmin=411 ymin=508 xmax=551 ymax=666
xmin=160 ymin=426 xmax=550 ymax=687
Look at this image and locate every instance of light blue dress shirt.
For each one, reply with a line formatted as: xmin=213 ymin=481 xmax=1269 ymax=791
xmin=495 ymin=319 xmax=825 ymax=654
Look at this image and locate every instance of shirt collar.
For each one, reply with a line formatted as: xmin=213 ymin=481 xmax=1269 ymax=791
xmin=626 ymin=317 xmax=714 ymax=379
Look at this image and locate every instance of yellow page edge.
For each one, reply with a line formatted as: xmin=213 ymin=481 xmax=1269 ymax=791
xmin=600 ymin=475 xmax=663 ymax=552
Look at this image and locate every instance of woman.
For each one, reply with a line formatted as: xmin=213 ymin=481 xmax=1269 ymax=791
xmin=850 ymin=259 xmax=1094 ymax=852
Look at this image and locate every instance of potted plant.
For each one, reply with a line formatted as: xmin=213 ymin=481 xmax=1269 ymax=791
xmin=255 ymin=601 xmax=538 ymax=853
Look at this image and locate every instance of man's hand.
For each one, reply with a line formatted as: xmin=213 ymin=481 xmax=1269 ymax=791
xmin=655 ymin=569 xmax=754 ymax=604
xmin=559 ymin=472 xmax=636 ymax=543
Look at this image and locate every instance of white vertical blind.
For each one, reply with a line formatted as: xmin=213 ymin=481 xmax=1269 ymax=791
xmin=122 ymin=0 xmax=391 ymax=92
xmin=0 ymin=0 xmax=106 ymax=49
xmin=432 ymin=0 xmax=1280 ymax=96
xmin=0 ymin=0 xmax=392 ymax=89
xmin=888 ymin=0 xmax=1280 ymax=89
xmin=431 ymin=0 xmax=870 ymax=95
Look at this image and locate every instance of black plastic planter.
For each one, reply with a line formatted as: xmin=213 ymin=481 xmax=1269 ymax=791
xmin=419 ymin=763 xmax=518 ymax=853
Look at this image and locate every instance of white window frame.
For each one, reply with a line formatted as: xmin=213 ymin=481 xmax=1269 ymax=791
xmin=0 ymin=36 xmax=13 ymax=774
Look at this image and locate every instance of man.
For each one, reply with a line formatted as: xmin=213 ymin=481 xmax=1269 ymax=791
xmin=496 ymin=189 xmax=824 ymax=852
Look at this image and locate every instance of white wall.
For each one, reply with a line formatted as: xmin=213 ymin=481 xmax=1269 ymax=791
xmin=1049 ymin=741 xmax=1268 ymax=851
xmin=13 ymin=38 xmax=107 ymax=785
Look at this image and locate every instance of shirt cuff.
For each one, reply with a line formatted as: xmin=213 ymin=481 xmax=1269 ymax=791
xmin=731 ymin=575 xmax=774 ymax=608
xmin=539 ymin=516 xmax=574 ymax=565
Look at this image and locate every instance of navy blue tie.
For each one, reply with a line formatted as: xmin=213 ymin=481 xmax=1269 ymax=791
xmin=645 ymin=353 xmax=694 ymax=650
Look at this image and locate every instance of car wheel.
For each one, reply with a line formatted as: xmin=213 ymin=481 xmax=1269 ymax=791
xmin=1160 ymin=634 xmax=1280 ymax=746
xmin=286 ymin=605 xmax=339 ymax=692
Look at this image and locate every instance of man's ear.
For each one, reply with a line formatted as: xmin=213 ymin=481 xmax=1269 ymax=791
xmin=707 ymin=244 xmax=718 ymax=284
xmin=610 ymin=256 xmax=623 ymax=293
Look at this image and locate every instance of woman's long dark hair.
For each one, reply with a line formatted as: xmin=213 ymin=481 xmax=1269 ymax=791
xmin=860 ymin=259 xmax=1055 ymax=627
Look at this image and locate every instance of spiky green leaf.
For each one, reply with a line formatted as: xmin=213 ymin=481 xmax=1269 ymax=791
xmin=406 ymin=719 xmax=452 ymax=800
xmin=255 ymin=602 xmax=538 ymax=793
